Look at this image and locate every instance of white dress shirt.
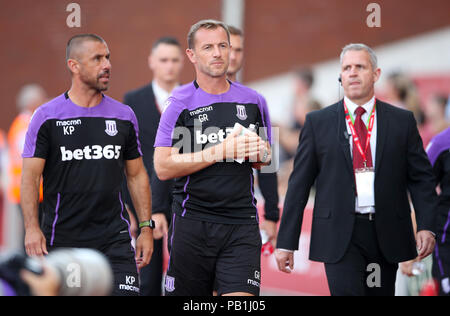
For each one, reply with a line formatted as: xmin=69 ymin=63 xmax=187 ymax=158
xmin=152 ymin=80 xmax=171 ymax=113
xmin=344 ymin=96 xmax=377 ymax=214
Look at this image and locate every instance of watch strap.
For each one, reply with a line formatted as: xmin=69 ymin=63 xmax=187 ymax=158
xmin=139 ymin=220 xmax=155 ymax=229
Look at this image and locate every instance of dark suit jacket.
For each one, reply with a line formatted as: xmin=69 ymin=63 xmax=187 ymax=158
xmin=276 ymin=99 xmax=438 ymax=264
xmin=123 ymin=83 xmax=173 ymax=220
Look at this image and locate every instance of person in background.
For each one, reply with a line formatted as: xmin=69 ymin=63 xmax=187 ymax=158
xmin=0 ymin=129 xmax=5 ymax=163
xmin=7 ymin=84 xmax=47 ymax=244
xmin=279 ymin=68 xmax=321 ymax=159
xmin=226 ymin=25 xmax=279 ymax=246
xmin=383 ymin=71 xmax=434 ymax=148
xmin=0 ymin=129 xmax=6 ymax=248
xmin=122 ymin=36 xmax=184 ymax=296
xmin=425 ymin=94 xmax=449 ymax=137
xmin=445 ymin=96 xmax=450 ymax=121
xmin=384 ymin=72 xmax=425 ymax=126
xmin=277 ymin=68 xmax=322 ymax=196
xmin=427 ymin=126 xmax=450 ymax=296
xmin=8 ymin=84 xmax=47 ymax=207
xmin=397 ymin=94 xmax=448 ymax=294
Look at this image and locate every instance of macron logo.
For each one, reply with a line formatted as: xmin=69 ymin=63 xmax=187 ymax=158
xmin=61 ymin=145 xmax=122 ymax=161
xmin=56 ymin=119 xmax=82 ymax=127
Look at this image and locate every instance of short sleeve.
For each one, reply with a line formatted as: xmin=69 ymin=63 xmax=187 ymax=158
xmin=22 ymin=108 xmax=50 ymax=159
xmin=123 ymin=108 xmax=142 ymax=160
xmin=257 ymin=94 xmax=273 ymax=144
xmin=154 ymin=97 xmax=186 ymax=148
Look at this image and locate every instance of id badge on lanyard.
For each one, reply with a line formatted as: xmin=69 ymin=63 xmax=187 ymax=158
xmin=344 ymin=101 xmax=376 ymax=208
xmin=355 ymin=166 xmax=375 ymax=207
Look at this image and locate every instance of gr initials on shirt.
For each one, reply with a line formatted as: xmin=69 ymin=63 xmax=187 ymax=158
xmin=60 ymin=145 xmax=122 ymax=161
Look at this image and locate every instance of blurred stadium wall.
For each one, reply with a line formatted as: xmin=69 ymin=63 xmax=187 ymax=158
xmin=1 ymin=0 xmax=449 ymax=129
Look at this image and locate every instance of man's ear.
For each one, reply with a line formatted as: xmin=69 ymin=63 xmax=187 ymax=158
xmin=67 ymin=59 xmax=79 ymax=74
xmin=185 ymin=48 xmax=196 ymax=64
xmin=373 ymin=68 xmax=381 ymax=83
xmin=148 ymin=54 xmax=154 ymax=72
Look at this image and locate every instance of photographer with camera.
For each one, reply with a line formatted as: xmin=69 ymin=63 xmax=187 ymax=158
xmin=0 ymin=248 xmax=113 ymax=296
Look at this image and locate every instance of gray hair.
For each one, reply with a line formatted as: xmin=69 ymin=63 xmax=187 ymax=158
xmin=340 ymin=43 xmax=378 ymax=70
xmin=16 ymin=84 xmax=46 ymax=111
xmin=187 ymin=19 xmax=230 ymax=49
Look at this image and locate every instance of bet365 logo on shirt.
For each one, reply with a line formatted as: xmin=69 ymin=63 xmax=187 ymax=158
xmin=60 ymin=145 xmax=121 ymax=161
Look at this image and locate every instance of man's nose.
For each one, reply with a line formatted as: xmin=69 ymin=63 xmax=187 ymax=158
xmin=213 ymin=45 xmax=222 ymax=58
xmin=349 ymin=68 xmax=358 ymax=77
xmin=103 ymin=58 xmax=111 ymax=70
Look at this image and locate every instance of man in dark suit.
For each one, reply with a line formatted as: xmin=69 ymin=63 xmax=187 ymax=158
xmin=227 ymin=25 xmax=280 ymax=243
xmin=122 ymin=36 xmax=184 ymax=296
xmin=275 ymin=43 xmax=438 ymax=296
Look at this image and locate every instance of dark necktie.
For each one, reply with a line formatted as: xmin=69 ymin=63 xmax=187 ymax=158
xmin=353 ymin=106 xmax=373 ymax=169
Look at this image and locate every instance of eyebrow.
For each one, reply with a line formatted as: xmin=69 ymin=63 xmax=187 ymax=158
xmin=342 ymin=62 xmax=366 ymax=68
xmin=202 ymin=41 xmax=229 ymax=47
xmin=92 ymin=52 xmax=109 ymax=58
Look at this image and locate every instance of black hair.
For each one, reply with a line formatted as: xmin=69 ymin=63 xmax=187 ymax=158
xmin=66 ymin=33 xmax=105 ymax=61
xmin=152 ymin=36 xmax=181 ymax=52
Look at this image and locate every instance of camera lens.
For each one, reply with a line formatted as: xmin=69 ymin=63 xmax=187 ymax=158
xmin=45 ymin=248 xmax=113 ymax=296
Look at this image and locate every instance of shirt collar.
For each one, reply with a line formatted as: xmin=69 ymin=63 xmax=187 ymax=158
xmin=152 ymin=80 xmax=171 ymax=110
xmin=344 ymin=95 xmax=376 ymax=116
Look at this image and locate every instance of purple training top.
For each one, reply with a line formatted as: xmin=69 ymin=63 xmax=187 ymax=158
xmin=22 ymin=92 xmax=141 ymax=247
xmin=427 ymin=127 xmax=450 ymax=166
xmin=154 ymin=80 xmax=273 ymax=224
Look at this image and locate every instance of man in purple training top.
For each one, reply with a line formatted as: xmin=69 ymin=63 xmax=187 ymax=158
xmin=20 ymin=34 xmax=153 ymax=296
xmin=427 ymin=126 xmax=450 ymax=296
xmin=154 ymin=19 xmax=272 ymax=296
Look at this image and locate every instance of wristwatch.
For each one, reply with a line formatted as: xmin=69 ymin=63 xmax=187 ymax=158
xmin=261 ymin=149 xmax=269 ymax=163
xmin=139 ymin=220 xmax=156 ymax=229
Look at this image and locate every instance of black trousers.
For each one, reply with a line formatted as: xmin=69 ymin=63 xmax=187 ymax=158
xmin=139 ymin=237 xmax=163 ymax=296
xmin=324 ymin=217 xmax=398 ymax=296
xmin=432 ymin=205 xmax=450 ymax=296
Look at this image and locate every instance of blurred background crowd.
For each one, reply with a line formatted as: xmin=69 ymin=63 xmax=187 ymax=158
xmin=0 ymin=0 xmax=449 ymax=296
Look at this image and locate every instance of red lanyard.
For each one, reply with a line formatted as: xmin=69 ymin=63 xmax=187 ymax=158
xmin=343 ymin=100 xmax=376 ymax=167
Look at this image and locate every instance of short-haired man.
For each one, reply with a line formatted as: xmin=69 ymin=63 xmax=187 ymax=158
xmin=21 ymin=34 xmax=153 ymax=296
xmin=122 ymin=36 xmax=184 ymax=296
xmin=154 ymin=20 xmax=272 ymax=296
xmin=226 ymin=25 xmax=280 ymax=247
xmin=276 ymin=43 xmax=438 ymax=296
